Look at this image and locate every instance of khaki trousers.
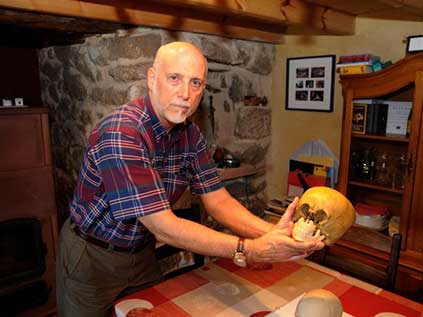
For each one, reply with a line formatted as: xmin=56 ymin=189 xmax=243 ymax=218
xmin=56 ymin=218 xmax=162 ymax=317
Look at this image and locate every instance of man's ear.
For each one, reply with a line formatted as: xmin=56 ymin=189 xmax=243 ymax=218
xmin=147 ymin=67 xmax=155 ymax=90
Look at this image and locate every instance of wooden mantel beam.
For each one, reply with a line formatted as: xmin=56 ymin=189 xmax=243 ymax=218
xmin=147 ymin=0 xmax=288 ymax=23
xmin=0 ymin=0 xmax=355 ymax=44
xmin=151 ymin=0 xmax=355 ymax=34
xmin=0 ymin=0 xmax=286 ymax=43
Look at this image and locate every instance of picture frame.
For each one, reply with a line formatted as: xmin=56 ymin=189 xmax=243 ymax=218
xmin=285 ymin=55 xmax=335 ymax=112
xmin=352 ymin=103 xmax=367 ymax=134
xmin=406 ymin=35 xmax=423 ymax=54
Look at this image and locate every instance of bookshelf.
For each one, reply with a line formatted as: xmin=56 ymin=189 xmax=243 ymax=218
xmin=348 ymin=181 xmax=404 ymax=195
xmin=336 ymin=53 xmax=423 ymax=301
xmin=351 ymin=133 xmax=408 ymax=143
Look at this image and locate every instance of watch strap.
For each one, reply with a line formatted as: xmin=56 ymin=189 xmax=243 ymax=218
xmin=237 ymin=237 xmax=245 ymax=253
xmin=232 ymin=237 xmax=247 ymax=267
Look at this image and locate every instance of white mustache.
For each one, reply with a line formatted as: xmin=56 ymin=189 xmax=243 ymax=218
xmin=171 ymin=102 xmax=190 ymax=108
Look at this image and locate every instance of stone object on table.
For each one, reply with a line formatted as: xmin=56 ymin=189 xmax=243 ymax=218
xmin=295 ymin=289 xmax=343 ymax=317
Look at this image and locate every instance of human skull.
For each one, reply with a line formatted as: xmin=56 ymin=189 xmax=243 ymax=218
xmin=295 ymin=289 xmax=343 ymax=317
xmin=292 ymin=186 xmax=355 ymax=245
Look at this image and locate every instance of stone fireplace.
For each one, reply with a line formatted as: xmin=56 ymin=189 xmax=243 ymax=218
xmin=38 ymin=28 xmax=275 ymax=226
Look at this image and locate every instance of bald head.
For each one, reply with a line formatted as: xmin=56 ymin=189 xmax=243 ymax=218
xmin=152 ymin=41 xmax=208 ymax=77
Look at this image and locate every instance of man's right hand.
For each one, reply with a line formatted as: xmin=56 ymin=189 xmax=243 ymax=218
xmin=245 ymin=197 xmax=324 ymax=264
xmin=245 ymin=227 xmax=324 ymax=264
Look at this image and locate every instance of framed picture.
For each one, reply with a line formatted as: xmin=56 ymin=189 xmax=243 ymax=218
xmin=406 ymin=35 xmax=423 ymax=54
xmin=285 ymin=55 xmax=335 ymax=112
xmin=352 ymin=103 xmax=367 ymax=134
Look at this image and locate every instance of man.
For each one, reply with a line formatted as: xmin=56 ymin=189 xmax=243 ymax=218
xmin=56 ymin=41 xmax=323 ymax=317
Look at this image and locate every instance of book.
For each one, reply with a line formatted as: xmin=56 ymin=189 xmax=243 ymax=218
xmin=372 ymin=103 xmax=389 ymax=135
xmin=385 ymin=101 xmax=412 ymax=135
xmin=353 ymin=99 xmax=375 ymax=134
xmin=354 ymin=101 xmax=388 ymax=135
xmin=338 ymin=53 xmax=380 ymax=64
xmin=352 ymin=103 xmax=367 ymax=134
xmin=366 ymin=103 xmax=375 ymax=134
xmin=339 ymin=64 xmax=373 ymax=75
xmin=372 ymin=61 xmax=383 ymax=72
xmin=336 ymin=60 xmax=373 ymax=68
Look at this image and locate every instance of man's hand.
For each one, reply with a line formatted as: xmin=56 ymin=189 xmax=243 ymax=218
xmin=245 ymin=197 xmax=324 ymax=263
xmin=275 ymin=196 xmax=299 ymax=231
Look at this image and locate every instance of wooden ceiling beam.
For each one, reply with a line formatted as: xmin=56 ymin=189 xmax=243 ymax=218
xmin=281 ymin=0 xmax=355 ymax=35
xmin=0 ymin=0 xmax=355 ymax=44
xmin=151 ymin=0 xmax=355 ymax=34
xmin=0 ymin=0 xmax=286 ymax=43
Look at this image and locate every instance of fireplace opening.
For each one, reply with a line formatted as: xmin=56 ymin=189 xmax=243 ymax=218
xmin=0 ymin=218 xmax=46 ymax=286
xmin=0 ymin=217 xmax=51 ymax=315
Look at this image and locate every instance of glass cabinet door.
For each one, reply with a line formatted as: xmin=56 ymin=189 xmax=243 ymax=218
xmin=345 ymin=85 xmax=414 ymax=237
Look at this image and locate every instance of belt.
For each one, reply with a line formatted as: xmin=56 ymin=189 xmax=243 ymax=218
xmin=70 ymin=219 xmax=151 ymax=254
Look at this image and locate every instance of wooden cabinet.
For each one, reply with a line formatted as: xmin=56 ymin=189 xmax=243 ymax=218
xmin=0 ymin=107 xmax=58 ymax=316
xmin=337 ymin=54 xmax=423 ymax=300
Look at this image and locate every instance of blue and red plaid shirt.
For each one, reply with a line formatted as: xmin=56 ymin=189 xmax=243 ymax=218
xmin=70 ymin=96 xmax=222 ymax=248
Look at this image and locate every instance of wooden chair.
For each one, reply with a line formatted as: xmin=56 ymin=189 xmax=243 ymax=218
xmin=155 ymin=204 xmax=205 ymax=280
xmin=314 ymin=224 xmax=402 ymax=292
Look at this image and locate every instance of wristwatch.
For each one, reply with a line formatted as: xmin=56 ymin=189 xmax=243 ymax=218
xmin=232 ymin=237 xmax=247 ymax=267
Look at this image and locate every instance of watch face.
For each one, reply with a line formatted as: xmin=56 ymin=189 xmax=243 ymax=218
xmin=233 ymin=252 xmax=247 ymax=267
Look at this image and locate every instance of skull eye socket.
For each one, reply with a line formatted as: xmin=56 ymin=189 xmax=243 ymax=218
xmin=300 ymin=203 xmax=310 ymax=216
xmin=293 ymin=203 xmax=310 ymax=222
xmin=293 ymin=204 xmax=328 ymax=225
xmin=313 ymin=209 xmax=327 ymax=224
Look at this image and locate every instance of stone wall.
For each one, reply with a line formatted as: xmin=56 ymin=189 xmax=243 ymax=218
xmin=38 ymin=28 xmax=275 ymax=225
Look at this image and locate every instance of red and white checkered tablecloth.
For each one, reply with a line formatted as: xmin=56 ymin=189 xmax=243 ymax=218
xmin=114 ymin=258 xmax=422 ymax=317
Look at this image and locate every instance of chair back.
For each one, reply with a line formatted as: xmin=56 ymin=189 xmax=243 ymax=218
xmin=317 ymin=224 xmax=402 ymax=291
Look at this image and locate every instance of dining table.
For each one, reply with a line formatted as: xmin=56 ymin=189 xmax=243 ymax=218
xmin=113 ymin=258 xmax=422 ymax=317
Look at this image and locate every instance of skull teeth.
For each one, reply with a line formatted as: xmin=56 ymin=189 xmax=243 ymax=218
xmin=292 ymin=217 xmax=324 ymax=242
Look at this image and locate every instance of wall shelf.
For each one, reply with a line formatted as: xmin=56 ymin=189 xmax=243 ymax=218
xmin=217 ymin=163 xmax=262 ymax=181
xmin=351 ymin=133 xmax=409 ymax=143
xmin=348 ymin=181 xmax=404 ymax=195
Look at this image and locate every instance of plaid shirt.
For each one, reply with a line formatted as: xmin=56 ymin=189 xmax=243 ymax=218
xmin=70 ymin=96 xmax=222 ymax=248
